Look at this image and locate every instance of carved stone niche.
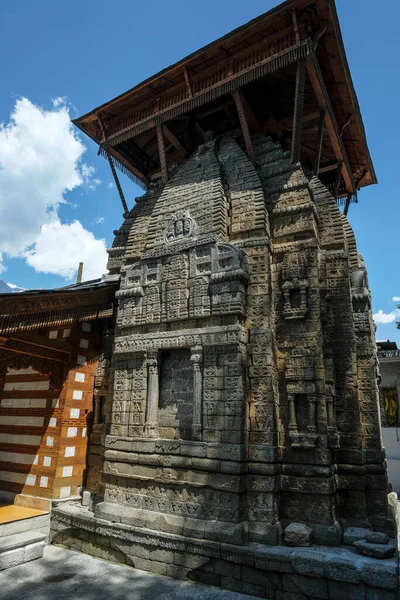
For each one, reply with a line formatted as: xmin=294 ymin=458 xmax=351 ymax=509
xmin=286 ymin=349 xmax=318 ymax=448
xmin=116 ymin=262 xmax=144 ymax=327
xmin=209 ymin=243 xmax=249 ymax=317
xmin=281 ymin=251 xmax=308 ymax=320
xmin=350 ymin=258 xmax=371 ymax=314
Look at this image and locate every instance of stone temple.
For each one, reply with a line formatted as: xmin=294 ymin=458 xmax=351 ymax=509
xmin=0 ymin=0 xmax=398 ymax=597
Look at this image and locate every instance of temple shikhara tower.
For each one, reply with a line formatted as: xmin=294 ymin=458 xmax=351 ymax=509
xmin=0 ymin=0 xmax=398 ymax=596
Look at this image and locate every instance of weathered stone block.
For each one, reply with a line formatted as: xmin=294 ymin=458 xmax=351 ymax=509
xmin=220 ymin=576 xmax=268 ymax=598
xmin=282 ymin=573 xmax=328 ymax=599
xmin=343 ymin=527 xmax=371 ymax=545
xmin=204 ymin=521 xmax=247 ymax=545
xmin=284 ymin=523 xmax=312 ymax=547
xmin=364 ymin=531 xmax=389 ymax=544
xmin=353 ymin=540 xmax=396 ymax=559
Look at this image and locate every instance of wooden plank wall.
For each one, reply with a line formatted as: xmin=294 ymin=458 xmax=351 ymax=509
xmin=0 ymin=321 xmax=99 ymax=500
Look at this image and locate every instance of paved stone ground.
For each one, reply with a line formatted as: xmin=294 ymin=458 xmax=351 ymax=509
xmin=0 ymin=546 xmax=260 ymax=600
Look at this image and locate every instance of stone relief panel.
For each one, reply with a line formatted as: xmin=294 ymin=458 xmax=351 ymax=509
xmin=117 ymin=240 xmax=248 ymax=327
xmin=281 ymin=251 xmax=308 ymax=320
xmin=158 ymin=349 xmax=194 ymax=440
xmin=163 ymin=210 xmax=198 ymax=245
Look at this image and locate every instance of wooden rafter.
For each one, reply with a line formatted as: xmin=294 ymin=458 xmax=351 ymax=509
xmin=236 ymin=89 xmax=259 ymax=132
xmin=156 ymin=124 xmax=168 ymax=184
xmin=313 ymin=109 xmax=325 ymax=176
xmin=306 ymin=50 xmax=355 ymax=195
xmin=291 ymin=57 xmax=306 ymax=164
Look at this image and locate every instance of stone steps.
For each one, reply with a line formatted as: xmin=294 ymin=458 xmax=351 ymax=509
xmin=0 ymin=530 xmax=47 ymax=570
xmin=0 ymin=511 xmax=50 ymax=537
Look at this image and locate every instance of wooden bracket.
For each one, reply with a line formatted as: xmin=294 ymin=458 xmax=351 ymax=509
xmin=163 ymin=125 xmax=189 ymax=158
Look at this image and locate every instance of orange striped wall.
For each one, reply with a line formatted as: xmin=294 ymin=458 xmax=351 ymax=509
xmin=0 ymin=321 xmax=99 ymax=499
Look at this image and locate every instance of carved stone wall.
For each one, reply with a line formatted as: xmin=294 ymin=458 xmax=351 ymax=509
xmin=90 ymin=132 xmax=392 ymax=557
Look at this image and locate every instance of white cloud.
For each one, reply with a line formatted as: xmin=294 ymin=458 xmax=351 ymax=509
xmin=392 ymin=296 xmax=400 ymax=302
xmin=94 ymin=216 xmax=104 ymax=224
xmin=52 ymin=96 xmax=67 ymax=108
xmin=0 ymin=97 xmax=107 ymax=280
xmin=25 ymin=220 xmax=108 ymax=280
xmin=107 ymin=181 xmax=114 ymax=189
xmin=373 ymin=309 xmax=400 ymax=325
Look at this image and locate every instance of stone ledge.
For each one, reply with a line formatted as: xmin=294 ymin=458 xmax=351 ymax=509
xmin=51 ymin=504 xmax=399 ymax=592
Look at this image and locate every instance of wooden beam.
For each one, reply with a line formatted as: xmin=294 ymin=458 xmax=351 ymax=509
xmin=231 ymin=88 xmax=256 ymax=163
xmin=291 ymin=9 xmax=301 ymax=45
xmin=183 ymin=68 xmax=193 ymax=98
xmin=265 ymin=111 xmax=320 ymax=135
xmin=319 ymin=161 xmax=339 ymax=174
xmin=306 ymin=52 xmax=355 ymax=195
xmin=156 ymin=124 xmax=168 ymax=183
xmin=313 ymin=109 xmax=325 ymax=176
xmin=98 ymin=113 xmax=144 ymax=200
xmin=343 ymin=193 xmax=352 ymax=216
xmin=196 ymin=122 xmax=207 ymax=142
xmin=106 ymin=152 xmax=129 ymax=214
xmin=163 ymin=125 xmax=189 ymax=158
xmin=236 ymin=89 xmax=259 ymax=133
xmin=291 ymin=57 xmax=306 ymax=164
xmin=107 ymin=147 xmax=147 ymax=187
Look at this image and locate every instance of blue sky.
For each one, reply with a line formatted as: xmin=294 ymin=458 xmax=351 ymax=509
xmin=0 ymin=0 xmax=399 ymax=342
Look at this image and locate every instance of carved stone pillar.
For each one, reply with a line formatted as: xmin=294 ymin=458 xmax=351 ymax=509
xmin=190 ymin=345 xmax=203 ymax=440
xmin=308 ymin=394 xmax=317 ymax=433
xmin=326 ymin=388 xmax=336 ymax=432
xmin=288 ymin=393 xmax=297 ymax=433
xmin=143 ymin=351 xmax=159 ymax=437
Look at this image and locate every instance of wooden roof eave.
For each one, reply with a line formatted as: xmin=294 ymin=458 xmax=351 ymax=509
xmin=319 ymin=0 xmax=377 ymax=186
xmin=73 ymin=0 xmax=315 ymax=130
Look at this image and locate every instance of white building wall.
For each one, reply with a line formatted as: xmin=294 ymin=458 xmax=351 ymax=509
xmin=379 ymin=358 xmax=400 ymax=493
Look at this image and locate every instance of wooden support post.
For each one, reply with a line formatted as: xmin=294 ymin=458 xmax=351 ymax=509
xmin=232 ymin=88 xmax=256 ymax=164
xmin=313 ymin=109 xmax=325 ymax=176
xmin=291 ymin=9 xmax=301 ymax=45
xmin=343 ymin=193 xmax=352 ymax=216
xmin=291 ymin=58 xmax=306 ymax=164
xmin=156 ymin=123 xmax=168 ymax=184
xmin=306 ymin=52 xmax=355 ymax=196
xmin=106 ymin=152 xmax=129 ymax=214
xmin=183 ymin=68 xmax=193 ymax=98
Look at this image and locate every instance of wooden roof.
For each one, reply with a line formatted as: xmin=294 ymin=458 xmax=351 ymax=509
xmin=0 ymin=278 xmax=118 ymax=334
xmin=73 ymin=0 xmax=376 ymax=197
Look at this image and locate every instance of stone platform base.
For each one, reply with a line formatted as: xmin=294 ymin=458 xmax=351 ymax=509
xmin=51 ymin=504 xmax=399 ymax=599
